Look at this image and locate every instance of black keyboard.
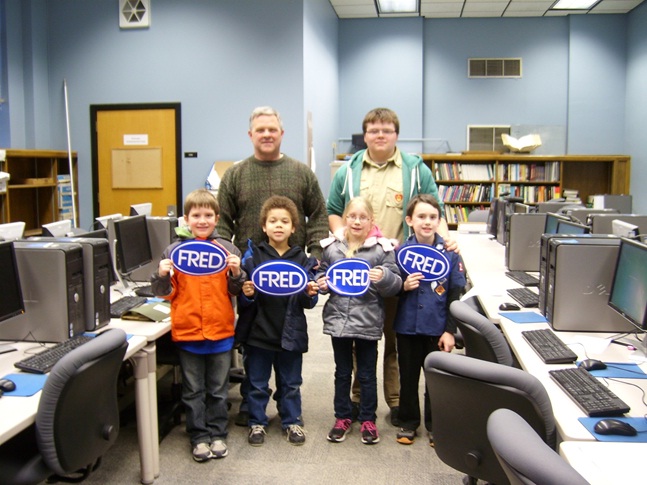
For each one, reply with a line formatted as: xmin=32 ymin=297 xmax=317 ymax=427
xmin=134 ymin=284 xmax=155 ymax=297
xmin=14 ymin=335 xmax=94 ymax=374
xmin=549 ymin=367 xmax=631 ymax=417
xmin=110 ymin=295 xmax=148 ymax=318
xmin=521 ymin=328 xmax=578 ymax=364
xmin=507 ymin=287 xmax=539 ymax=307
xmin=506 ymin=271 xmax=539 ymax=287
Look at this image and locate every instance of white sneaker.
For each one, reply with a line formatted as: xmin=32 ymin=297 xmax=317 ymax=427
xmin=192 ymin=442 xmax=212 ymax=462
xmin=210 ymin=439 xmax=228 ymax=458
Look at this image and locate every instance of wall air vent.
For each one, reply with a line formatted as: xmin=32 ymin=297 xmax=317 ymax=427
xmin=468 ymin=58 xmax=522 ymax=78
xmin=467 ymin=125 xmax=511 ymax=152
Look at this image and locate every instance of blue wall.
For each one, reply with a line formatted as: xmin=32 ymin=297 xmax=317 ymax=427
xmin=2 ymin=0 xmax=647 ymax=227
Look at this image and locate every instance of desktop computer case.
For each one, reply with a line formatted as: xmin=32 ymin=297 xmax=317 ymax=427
xmin=130 ymin=216 xmax=178 ymax=282
xmin=505 ymin=213 xmax=546 ymax=272
xmin=545 ymin=238 xmax=634 ymax=332
xmin=28 ymin=236 xmax=112 ymax=331
xmin=2 ymin=241 xmax=86 ymax=343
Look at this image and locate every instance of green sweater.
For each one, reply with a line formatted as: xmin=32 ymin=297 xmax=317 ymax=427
xmin=216 ymin=155 xmax=329 ymax=259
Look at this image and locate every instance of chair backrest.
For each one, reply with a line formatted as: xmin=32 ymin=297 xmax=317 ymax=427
xmin=36 ymin=329 xmax=128 ymax=476
xmin=424 ymin=352 xmax=555 ymax=485
xmin=450 ymin=300 xmax=514 ymax=366
xmin=487 ymin=409 xmax=590 ymax=485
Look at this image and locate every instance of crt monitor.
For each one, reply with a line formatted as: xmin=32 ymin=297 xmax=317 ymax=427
xmin=0 ymin=221 xmax=26 ymax=242
xmin=41 ymin=219 xmax=73 ymax=237
xmin=0 ymin=241 xmax=25 ymax=324
xmin=543 ymin=212 xmax=571 ymax=234
xmin=608 ymin=238 xmax=647 ymax=332
xmin=556 ymin=220 xmax=590 ymax=235
xmin=112 ymin=215 xmax=153 ymax=277
xmin=130 ymin=202 xmax=153 ymax=217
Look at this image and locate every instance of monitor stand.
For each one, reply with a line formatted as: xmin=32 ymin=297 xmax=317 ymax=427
xmin=112 ymin=238 xmax=136 ymax=296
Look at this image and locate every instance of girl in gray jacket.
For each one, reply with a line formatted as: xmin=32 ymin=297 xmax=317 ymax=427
xmin=316 ymin=197 xmax=402 ymax=445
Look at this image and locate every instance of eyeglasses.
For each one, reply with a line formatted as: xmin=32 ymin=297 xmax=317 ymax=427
xmin=345 ymin=215 xmax=370 ymax=223
xmin=365 ymin=129 xmax=396 ymax=136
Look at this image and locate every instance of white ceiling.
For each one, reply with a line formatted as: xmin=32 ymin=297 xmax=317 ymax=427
xmin=329 ymin=0 xmax=645 ymax=18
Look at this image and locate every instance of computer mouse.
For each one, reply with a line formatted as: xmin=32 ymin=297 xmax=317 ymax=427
xmin=0 ymin=378 xmax=16 ymax=392
xmin=593 ymin=419 xmax=637 ymax=436
xmin=499 ymin=302 xmax=520 ymax=311
xmin=578 ymin=359 xmax=607 ymax=371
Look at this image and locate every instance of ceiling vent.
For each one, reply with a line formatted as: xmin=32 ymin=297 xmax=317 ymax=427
xmin=468 ymin=58 xmax=522 ymax=78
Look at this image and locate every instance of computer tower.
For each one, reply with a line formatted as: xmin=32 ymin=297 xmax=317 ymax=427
xmin=0 ymin=241 xmax=86 ymax=343
xmin=545 ymin=238 xmax=634 ymax=332
xmin=589 ymin=214 xmax=647 ymax=235
xmin=495 ymin=197 xmax=523 ymax=246
xmin=28 ymin=236 xmax=111 ymax=331
xmin=505 ymin=213 xmax=546 ymax=271
xmin=130 ymin=216 xmax=179 ymax=281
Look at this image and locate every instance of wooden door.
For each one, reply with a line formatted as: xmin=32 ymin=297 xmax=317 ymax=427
xmin=91 ymin=103 xmax=182 ymax=219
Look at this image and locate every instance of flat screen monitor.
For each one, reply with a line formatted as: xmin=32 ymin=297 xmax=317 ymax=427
xmin=513 ymin=202 xmax=531 ymax=214
xmin=81 ymin=228 xmax=109 ymax=240
xmin=611 ymin=219 xmax=640 ymax=240
xmin=543 ymin=212 xmax=571 ymax=234
xmin=130 ymin=202 xmax=153 ymax=217
xmin=112 ymin=215 xmax=153 ymax=276
xmin=41 ymin=219 xmax=73 ymax=237
xmin=0 ymin=241 xmax=25 ymax=323
xmin=0 ymin=221 xmax=25 ymax=242
xmin=608 ymin=238 xmax=647 ymax=331
xmin=95 ymin=213 xmax=123 ymax=229
xmin=556 ymin=220 xmax=590 ymax=235
xmin=486 ymin=199 xmax=499 ymax=237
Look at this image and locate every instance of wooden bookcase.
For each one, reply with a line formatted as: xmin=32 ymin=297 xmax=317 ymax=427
xmin=421 ymin=154 xmax=631 ymax=227
xmin=0 ymin=149 xmax=79 ymax=236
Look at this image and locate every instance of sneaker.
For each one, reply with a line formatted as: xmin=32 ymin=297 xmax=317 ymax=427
xmin=285 ymin=424 xmax=306 ymax=445
xmin=360 ymin=420 xmax=380 ymax=445
xmin=389 ymin=406 xmax=400 ymax=427
xmin=248 ymin=425 xmax=266 ymax=446
xmin=396 ymin=428 xmax=417 ymax=445
xmin=192 ymin=442 xmax=212 ymax=462
xmin=234 ymin=409 xmax=249 ymax=427
xmin=350 ymin=401 xmax=360 ymax=422
xmin=210 ymin=439 xmax=228 ymax=458
xmin=428 ymin=431 xmax=435 ymax=447
xmin=327 ymin=418 xmax=352 ymax=443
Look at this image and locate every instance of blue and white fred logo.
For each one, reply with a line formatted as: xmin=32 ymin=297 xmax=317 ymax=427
xmin=397 ymin=244 xmax=450 ymax=282
xmin=326 ymin=258 xmax=371 ymax=297
xmin=170 ymin=240 xmax=229 ymax=276
xmin=252 ymin=260 xmax=308 ymax=296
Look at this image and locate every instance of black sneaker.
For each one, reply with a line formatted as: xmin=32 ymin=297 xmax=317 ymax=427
xmin=285 ymin=424 xmax=306 ymax=445
xmin=248 ymin=425 xmax=266 ymax=446
xmin=360 ymin=420 xmax=380 ymax=445
xmin=235 ymin=409 xmax=249 ymax=427
xmin=396 ymin=428 xmax=416 ymax=445
xmin=327 ymin=418 xmax=352 ymax=442
xmin=389 ymin=406 xmax=400 ymax=427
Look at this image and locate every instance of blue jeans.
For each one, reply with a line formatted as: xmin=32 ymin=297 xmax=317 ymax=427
xmin=245 ymin=344 xmax=303 ymax=429
xmin=331 ymin=337 xmax=378 ymax=422
xmin=178 ymin=348 xmax=231 ymax=446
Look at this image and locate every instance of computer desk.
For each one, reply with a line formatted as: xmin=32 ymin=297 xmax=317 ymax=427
xmin=455 ymin=231 xmax=647 ymax=484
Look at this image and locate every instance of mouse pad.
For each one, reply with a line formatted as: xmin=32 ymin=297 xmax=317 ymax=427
xmin=499 ymin=311 xmax=548 ymax=323
xmin=585 ymin=362 xmax=647 ymax=379
xmin=1 ymin=373 xmax=47 ymax=397
xmin=579 ymin=417 xmax=647 ymax=442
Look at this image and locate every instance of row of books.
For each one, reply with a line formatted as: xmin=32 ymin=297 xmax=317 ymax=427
xmin=434 ymin=163 xmax=495 ymax=181
xmin=444 ymin=205 xmax=489 ymax=224
xmin=497 ymin=162 xmax=560 ymax=182
xmin=497 ymin=184 xmax=561 ymax=203
xmin=439 ymin=183 xmax=494 ymax=203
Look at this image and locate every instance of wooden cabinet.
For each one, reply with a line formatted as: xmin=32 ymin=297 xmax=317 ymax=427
xmin=0 ymin=149 xmax=79 ymax=236
xmin=422 ymin=154 xmax=631 ymax=227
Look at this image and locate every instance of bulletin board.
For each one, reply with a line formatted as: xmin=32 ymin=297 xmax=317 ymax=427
xmin=112 ymin=147 xmax=163 ymax=189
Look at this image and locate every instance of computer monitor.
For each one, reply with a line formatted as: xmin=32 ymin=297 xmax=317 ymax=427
xmin=556 ymin=220 xmax=590 ymax=235
xmin=129 ymin=202 xmax=153 ymax=217
xmin=0 ymin=221 xmax=26 ymax=241
xmin=486 ymin=199 xmax=499 ymax=237
xmin=0 ymin=241 xmax=25 ymax=324
xmin=611 ymin=219 xmax=640 ymax=240
xmin=513 ymin=202 xmax=531 ymax=214
xmin=111 ymin=215 xmax=153 ymax=289
xmin=41 ymin=219 xmax=73 ymax=237
xmin=95 ymin=213 xmax=123 ymax=229
xmin=543 ymin=212 xmax=571 ymax=234
xmin=81 ymin=228 xmax=109 ymax=240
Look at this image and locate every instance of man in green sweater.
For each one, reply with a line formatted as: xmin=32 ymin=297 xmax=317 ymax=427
xmin=216 ymin=106 xmax=328 ymax=260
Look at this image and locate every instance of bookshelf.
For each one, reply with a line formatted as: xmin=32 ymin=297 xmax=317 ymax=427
xmin=0 ymin=149 xmax=79 ymax=236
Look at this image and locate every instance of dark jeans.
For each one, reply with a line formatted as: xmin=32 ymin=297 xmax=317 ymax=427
xmin=238 ymin=347 xmax=281 ymax=413
xmin=245 ymin=344 xmax=303 ymax=429
xmin=332 ymin=337 xmax=378 ymax=423
xmin=178 ymin=347 xmax=231 ymax=447
xmin=396 ymin=333 xmax=440 ymax=432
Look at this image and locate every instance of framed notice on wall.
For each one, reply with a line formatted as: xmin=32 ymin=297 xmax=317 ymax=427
xmin=112 ymin=148 xmax=162 ymax=189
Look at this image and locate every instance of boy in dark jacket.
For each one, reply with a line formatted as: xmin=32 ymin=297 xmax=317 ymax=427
xmin=236 ymin=195 xmax=319 ymax=446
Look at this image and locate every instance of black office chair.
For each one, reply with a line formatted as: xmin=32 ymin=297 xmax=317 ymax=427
xmin=0 ymin=328 xmax=128 ymax=485
xmin=424 ymin=352 xmax=555 ymax=485
xmin=487 ymin=408 xmax=590 ymax=485
xmin=450 ymin=300 xmax=515 ymax=366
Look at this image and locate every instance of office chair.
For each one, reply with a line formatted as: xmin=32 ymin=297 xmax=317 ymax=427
xmin=424 ymin=352 xmax=555 ymax=485
xmin=487 ymin=408 xmax=590 ymax=485
xmin=0 ymin=328 xmax=127 ymax=485
xmin=450 ymin=300 xmax=514 ymax=366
